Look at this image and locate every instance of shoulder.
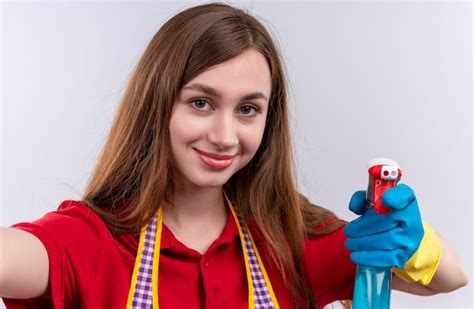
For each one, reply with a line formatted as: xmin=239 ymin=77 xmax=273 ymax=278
xmin=14 ymin=199 xmax=103 ymax=225
xmin=10 ymin=199 xmax=138 ymax=258
xmin=11 ymin=200 xmax=107 ymax=241
xmin=9 ymin=199 xmax=110 ymax=264
xmin=304 ymin=222 xmax=350 ymax=260
xmin=5 ymin=200 xmax=138 ymax=308
xmin=4 ymin=200 xmax=109 ymax=307
xmin=303 ymin=215 xmax=353 ymax=267
xmin=303 ymin=222 xmax=356 ymax=306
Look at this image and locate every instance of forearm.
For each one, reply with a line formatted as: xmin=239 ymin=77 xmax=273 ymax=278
xmin=392 ymin=235 xmax=469 ymax=295
xmin=424 ymin=235 xmax=469 ymax=293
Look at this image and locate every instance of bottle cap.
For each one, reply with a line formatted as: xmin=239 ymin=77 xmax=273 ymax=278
xmin=367 ymin=158 xmax=400 ymax=169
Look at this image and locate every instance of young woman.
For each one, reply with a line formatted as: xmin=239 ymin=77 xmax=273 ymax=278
xmin=0 ymin=2 xmax=468 ymax=308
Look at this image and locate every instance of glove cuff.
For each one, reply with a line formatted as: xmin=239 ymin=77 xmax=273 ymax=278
xmin=391 ymin=221 xmax=441 ymax=286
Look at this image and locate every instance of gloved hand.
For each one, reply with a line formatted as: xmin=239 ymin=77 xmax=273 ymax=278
xmin=343 ymin=184 xmax=424 ymax=268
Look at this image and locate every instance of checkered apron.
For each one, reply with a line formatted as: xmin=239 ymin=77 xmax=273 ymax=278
xmin=126 ymin=193 xmax=279 ymax=308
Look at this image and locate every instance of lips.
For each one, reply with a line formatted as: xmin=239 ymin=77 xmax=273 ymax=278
xmin=193 ymin=148 xmax=235 ymax=170
xmin=194 ymin=148 xmax=235 ymax=160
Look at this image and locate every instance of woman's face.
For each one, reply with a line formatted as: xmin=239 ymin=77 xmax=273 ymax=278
xmin=169 ymin=48 xmax=271 ymax=189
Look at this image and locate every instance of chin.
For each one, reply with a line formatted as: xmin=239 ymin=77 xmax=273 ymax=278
xmin=189 ymin=171 xmax=235 ymax=188
xmin=193 ymin=177 xmax=231 ymax=188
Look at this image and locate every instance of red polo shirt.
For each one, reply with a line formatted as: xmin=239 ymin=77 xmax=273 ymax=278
xmin=2 ymin=200 xmax=355 ymax=308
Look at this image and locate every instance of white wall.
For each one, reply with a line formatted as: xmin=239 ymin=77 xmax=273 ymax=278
xmin=1 ymin=1 xmax=472 ymax=307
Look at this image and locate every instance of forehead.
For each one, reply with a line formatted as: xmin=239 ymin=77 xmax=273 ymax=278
xmin=181 ymin=49 xmax=272 ymax=101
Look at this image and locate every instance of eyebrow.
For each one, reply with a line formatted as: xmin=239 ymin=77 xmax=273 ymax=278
xmin=181 ymin=83 xmax=268 ymax=102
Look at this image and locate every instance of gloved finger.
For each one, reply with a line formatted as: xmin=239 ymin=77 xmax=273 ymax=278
xmin=344 ymin=226 xmax=411 ymax=251
xmin=349 ymin=249 xmax=408 ymax=268
xmin=348 ymin=190 xmax=367 ymax=215
xmin=344 ymin=209 xmax=398 ymax=238
xmin=382 ymin=183 xmax=416 ymax=211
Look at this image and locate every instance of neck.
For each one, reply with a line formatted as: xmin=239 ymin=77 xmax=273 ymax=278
xmin=161 ymin=183 xmax=229 ymax=254
xmin=162 ymin=184 xmax=228 ymax=229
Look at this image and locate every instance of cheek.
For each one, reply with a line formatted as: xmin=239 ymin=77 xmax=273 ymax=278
xmin=169 ymin=111 xmax=206 ymax=146
xmin=239 ymin=123 xmax=266 ymax=154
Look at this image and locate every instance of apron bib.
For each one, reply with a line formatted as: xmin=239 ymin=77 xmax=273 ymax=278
xmin=126 ymin=192 xmax=279 ymax=308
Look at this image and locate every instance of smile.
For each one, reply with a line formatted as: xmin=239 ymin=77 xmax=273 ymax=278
xmin=193 ymin=148 xmax=235 ymax=170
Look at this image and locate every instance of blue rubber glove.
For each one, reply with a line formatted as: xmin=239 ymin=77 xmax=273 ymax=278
xmin=343 ymin=184 xmax=424 ymax=268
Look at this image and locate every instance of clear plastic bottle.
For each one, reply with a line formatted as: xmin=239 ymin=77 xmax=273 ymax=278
xmin=353 ymin=266 xmax=392 ymax=309
xmin=352 ymin=158 xmax=402 ymax=309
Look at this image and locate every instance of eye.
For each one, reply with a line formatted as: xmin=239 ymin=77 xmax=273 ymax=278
xmin=190 ymin=99 xmax=212 ymax=111
xmin=239 ymin=105 xmax=259 ymax=116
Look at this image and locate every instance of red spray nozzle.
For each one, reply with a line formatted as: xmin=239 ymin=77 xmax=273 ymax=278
xmin=367 ymin=158 xmax=402 ymax=214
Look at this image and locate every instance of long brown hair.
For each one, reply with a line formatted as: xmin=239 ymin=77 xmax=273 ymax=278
xmin=81 ymin=2 xmax=349 ymax=308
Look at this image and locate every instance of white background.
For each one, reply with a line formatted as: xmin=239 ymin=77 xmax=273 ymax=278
xmin=1 ymin=1 xmax=472 ymax=308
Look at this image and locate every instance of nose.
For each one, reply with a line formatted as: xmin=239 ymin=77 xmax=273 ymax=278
xmin=208 ymin=113 xmax=239 ymax=150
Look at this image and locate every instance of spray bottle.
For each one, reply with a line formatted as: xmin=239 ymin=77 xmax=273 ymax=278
xmin=352 ymin=158 xmax=402 ymax=309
